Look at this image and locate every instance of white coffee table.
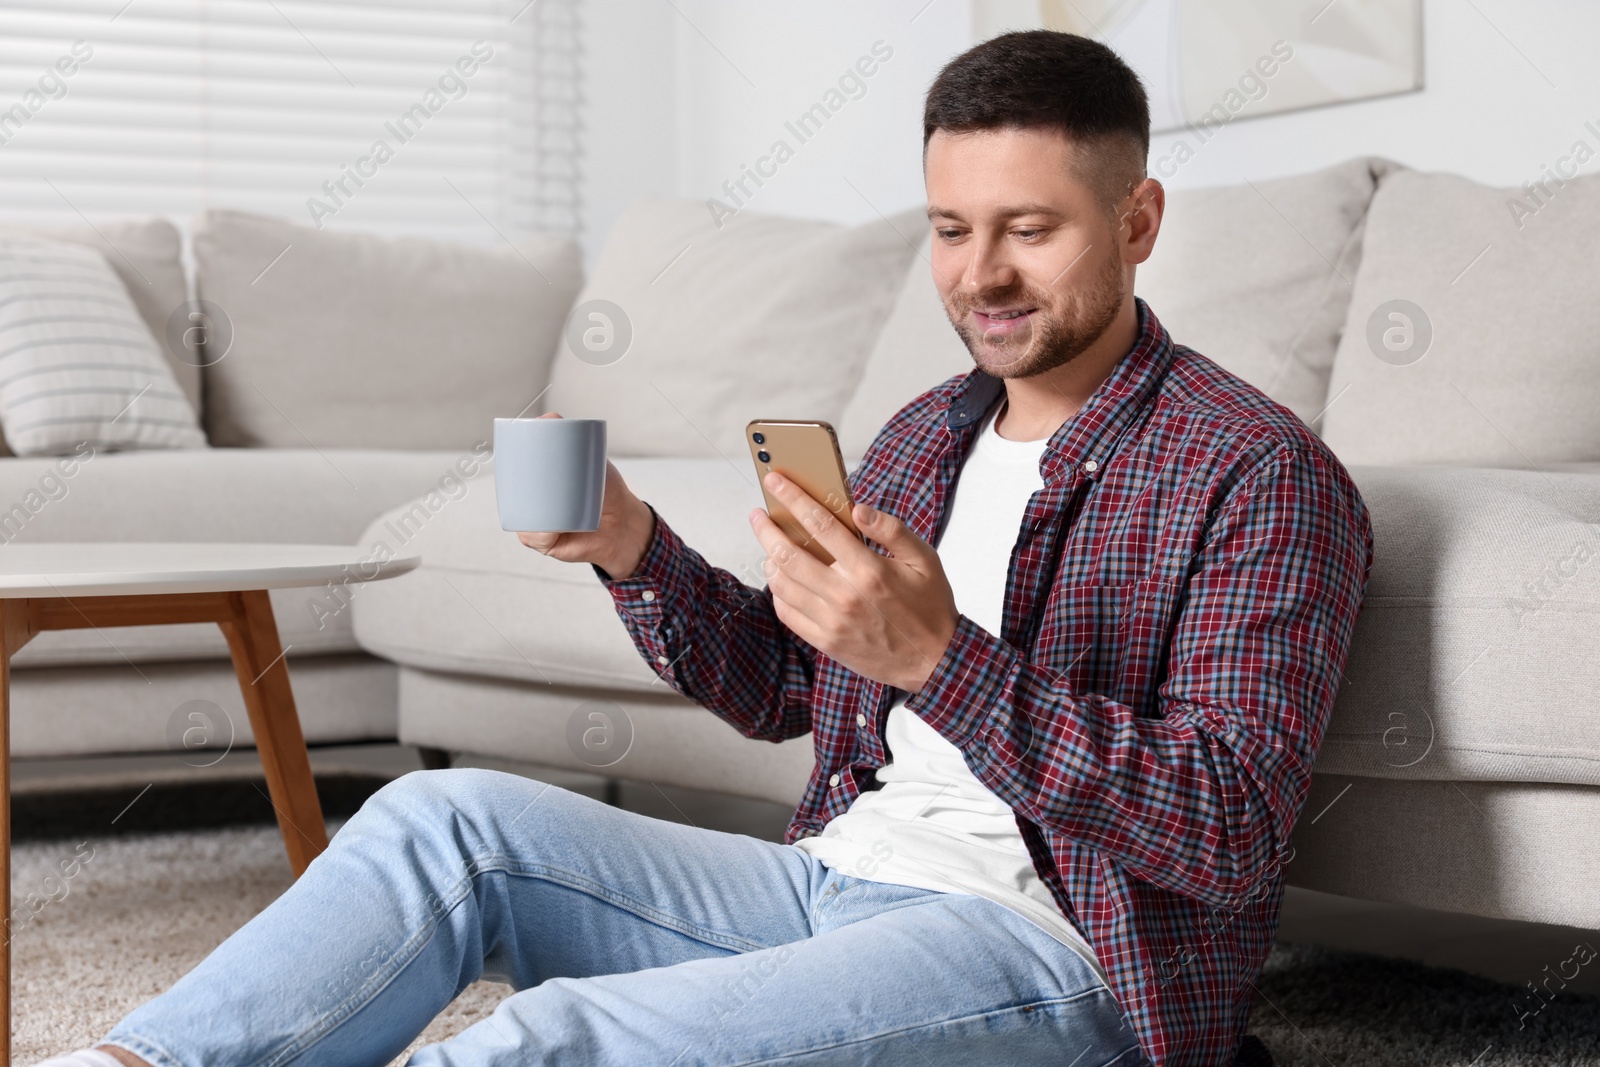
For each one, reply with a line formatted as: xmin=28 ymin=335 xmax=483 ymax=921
xmin=0 ymin=543 xmax=419 ymax=1063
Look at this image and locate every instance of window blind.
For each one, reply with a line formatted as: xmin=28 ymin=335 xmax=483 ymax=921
xmin=0 ymin=0 xmax=582 ymax=244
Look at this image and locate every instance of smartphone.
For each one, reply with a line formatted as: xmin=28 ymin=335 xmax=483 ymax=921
xmin=746 ymin=419 xmax=860 ymax=565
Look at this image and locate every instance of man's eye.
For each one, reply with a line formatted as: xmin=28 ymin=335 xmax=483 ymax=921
xmin=1013 ymin=229 xmax=1043 ymax=240
xmin=935 ymin=228 xmax=964 ymax=241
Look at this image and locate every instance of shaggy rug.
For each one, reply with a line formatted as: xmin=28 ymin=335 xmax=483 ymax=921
xmin=1247 ymin=941 xmax=1600 ymax=1066
xmin=12 ymin=796 xmax=1600 ymax=1065
xmin=11 ymin=818 xmax=508 ymax=1066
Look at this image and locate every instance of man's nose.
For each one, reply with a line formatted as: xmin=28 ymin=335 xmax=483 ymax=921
xmin=960 ymin=235 xmax=1016 ymax=295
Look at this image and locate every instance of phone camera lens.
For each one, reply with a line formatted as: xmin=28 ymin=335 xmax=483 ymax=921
xmin=757 ymin=450 xmax=771 ymax=463
xmin=751 ymin=432 xmax=766 ymax=444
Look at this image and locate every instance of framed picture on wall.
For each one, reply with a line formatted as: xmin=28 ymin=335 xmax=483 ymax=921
xmin=972 ymin=0 xmax=1425 ymax=131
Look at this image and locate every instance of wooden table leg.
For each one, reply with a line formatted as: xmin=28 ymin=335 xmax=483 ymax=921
xmin=0 ymin=599 xmax=37 ymax=1067
xmin=1 ymin=605 xmax=12 ymax=1067
xmin=30 ymin=589 xmax=328 ymax=876
xmin=219 ymin=590 xmax=328 ymax=876
xmin=0 ymin=588 xmax=325 ymax=1060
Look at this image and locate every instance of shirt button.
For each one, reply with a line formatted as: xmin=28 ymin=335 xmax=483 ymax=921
xmin=655 ymin=654 xmax=669 ymax=665
xmin=828 ymin=773 xmax=841 ymax=787
xmin=640 ymin=590 xmax=656 ymax=602
xmin=856 ymin=713 xmax=867 ymax=728
xmin=1082 ymin=460 xmax=1099 ymax=473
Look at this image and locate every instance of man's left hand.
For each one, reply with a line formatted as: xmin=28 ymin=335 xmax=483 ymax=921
xmin=749 ymin=471 xmax=959 ymax=694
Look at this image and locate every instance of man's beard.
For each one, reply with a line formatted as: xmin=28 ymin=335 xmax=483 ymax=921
xmin=944 ymin=247 xmax=1126 ymax=380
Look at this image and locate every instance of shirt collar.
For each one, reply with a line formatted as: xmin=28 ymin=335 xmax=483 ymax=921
xmin=941 ymin=297 xmax=1176 ymax=484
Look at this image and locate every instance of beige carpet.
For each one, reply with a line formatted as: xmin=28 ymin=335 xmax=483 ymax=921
xmin=12 ymin=819 xmax=509 ymax=1066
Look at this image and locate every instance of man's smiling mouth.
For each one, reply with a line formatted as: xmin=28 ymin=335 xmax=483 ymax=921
xmin=973 ymin=307 xmax=1038 ymax=335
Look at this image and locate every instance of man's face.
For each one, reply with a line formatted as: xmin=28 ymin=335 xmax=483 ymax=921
xmin=924 ymin=126 xmax=1134 ymax=379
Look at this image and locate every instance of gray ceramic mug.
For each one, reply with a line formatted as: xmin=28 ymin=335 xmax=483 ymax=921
xmin=493 ymin=417 xmax=607 ymax=532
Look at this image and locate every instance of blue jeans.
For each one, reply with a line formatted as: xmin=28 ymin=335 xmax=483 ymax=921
xmin=103 ymin=768 xmax=1144 ymax=1066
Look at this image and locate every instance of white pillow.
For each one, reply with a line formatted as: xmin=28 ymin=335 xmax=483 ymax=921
xmin=1320 ymin=168 xmax=1600 ymax=466
xmin=0 ymin=235 xmax=205 ymax=456
xmin=28 ymin=217 xmax=197 ymax=412
xmin=545 ymin=199 xmax=923 ymax=460
xmin=1134 ymin=156 xmax=1393 ymax=429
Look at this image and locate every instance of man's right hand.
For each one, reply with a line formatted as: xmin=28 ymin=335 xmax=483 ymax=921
xmin=516 ymin=414 xmax=656 ymax=580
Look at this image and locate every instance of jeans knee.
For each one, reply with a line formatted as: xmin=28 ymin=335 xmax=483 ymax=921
xmin=351 ymin=767 xmax=558 ymax=849
xmin=362 ymin=767 xmax=500 ymax=819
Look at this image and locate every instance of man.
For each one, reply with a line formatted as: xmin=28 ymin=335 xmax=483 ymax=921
xmin=56 ymin=29 xmax=1369 ymax=1067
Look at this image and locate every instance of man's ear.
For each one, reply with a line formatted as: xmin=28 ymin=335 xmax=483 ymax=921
xmin=1120 ymin=177 xmax=1165 ymax=266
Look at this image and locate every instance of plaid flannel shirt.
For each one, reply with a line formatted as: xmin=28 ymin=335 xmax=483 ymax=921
xmin=601 ymin=299 xmax=1373 ymax=1065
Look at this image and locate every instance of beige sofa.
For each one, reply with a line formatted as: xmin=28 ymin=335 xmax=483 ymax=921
xmin=0 ymin=212 xmax=581 ymax=760
xmin=10 ymin=156 xmax=1600 ymax=937
xmin=357 ymin=157 xmax=1600 ymax=935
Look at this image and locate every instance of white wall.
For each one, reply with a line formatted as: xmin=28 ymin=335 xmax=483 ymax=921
xmin=668 ymin=0 xmax=969 ymax=228
xmin=580 ymin=0 xmax=1600 ymax=246
xmin=1144 ymin=0 xmax=1600 ymax=191
xmin=577 ymin=0 xmax=679 ymax=266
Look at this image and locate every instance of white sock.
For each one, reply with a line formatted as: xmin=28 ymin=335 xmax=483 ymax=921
xmin=30 ymin=1050 xmax=126 ymax=1067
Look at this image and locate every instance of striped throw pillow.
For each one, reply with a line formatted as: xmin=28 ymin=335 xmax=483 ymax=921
xmin=0 ymin=235 xmax=205 ymax=456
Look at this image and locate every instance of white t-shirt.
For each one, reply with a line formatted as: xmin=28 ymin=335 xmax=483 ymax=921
xmin=795 ymin=404 xmax=1104 ymax=982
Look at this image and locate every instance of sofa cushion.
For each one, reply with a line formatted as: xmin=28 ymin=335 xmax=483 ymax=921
xmin=1321 ymin=168 xmax=1600 ymax=466
xmin=1136 ymin=157 xmax=1390 ymax=429
xmin=1289 ymin=774 xmax=1600 ymax=930
xmin=1320 ymin=464 xmax=1600 ymax=788
xmin=0 ymin=235 xmax=205 ymax=456
xmin=359 ymin=458 xmax=1600 ymax=789
xmin=397 ymin=667 xmax=815 ymax=808
xmin=33 ymin=217 xmax=197 ymax=410
xmin=193 ymin=210 xmax=582 ymax=450
xmin=352 ymin=457 xmax=770 ymax=690
xmin=0 ymin=445 xmax=488 ymax=667
xmin=10 ymin=654 xmax=397 ymax=759
xmin=0 ymin=217 xmax=195 ymax=455
xmin=836 ymin=232 xmax=973 ymax=461
xmin=544 ymin=199 xmax=922 ymax=461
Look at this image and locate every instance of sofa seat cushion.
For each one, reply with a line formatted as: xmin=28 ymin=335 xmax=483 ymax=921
xmin=10 ymin=653 xmax=397 ymax=759
xmin=352 ymin=457 xmax=769 ymax=691
xmin=397 ymin=667 xmax=815 ymax=808
xmin=0 ymin=445 xmax=487 ymax=668
xmin=1322 ymin=465 xmax=1600 ymax=787
xmin=1289 ymin=774 xmax=1600 ymax=930
xmin=356 ymin=457 xmax=1600 ymax=788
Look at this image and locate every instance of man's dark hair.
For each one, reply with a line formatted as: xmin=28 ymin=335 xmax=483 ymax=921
xmin=923 ymin=30 xmax=1151 ymax=209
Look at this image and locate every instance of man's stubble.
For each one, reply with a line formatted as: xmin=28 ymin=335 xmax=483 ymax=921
xmin=944 ymin=240 xmax=1126 ymax=380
